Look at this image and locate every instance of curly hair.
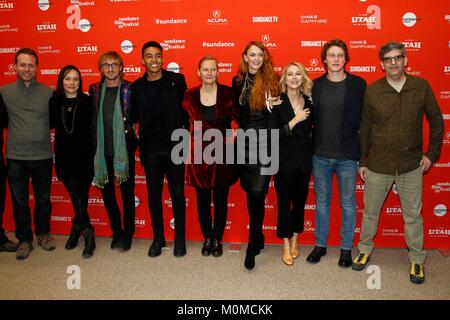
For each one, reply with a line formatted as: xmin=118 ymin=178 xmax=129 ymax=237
xmin=279 ymin=62 xmax=313 ymax=97
xmin=237 ymin=41 xmax=280 ymax=111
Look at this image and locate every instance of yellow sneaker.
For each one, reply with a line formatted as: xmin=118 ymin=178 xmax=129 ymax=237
xmin=351 ymin=252 xmax=371 ymax=271
xmin=410 ymin=263 xmax=425 ymax=284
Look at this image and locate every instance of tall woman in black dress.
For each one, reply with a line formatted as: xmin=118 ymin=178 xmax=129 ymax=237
xmin=272 ymin=62 xmax=313 ymax=266
xmin=49 ymin=65 xmax=95 ymax=258
xmin=233 ymin=41 xmax=280 ymax=270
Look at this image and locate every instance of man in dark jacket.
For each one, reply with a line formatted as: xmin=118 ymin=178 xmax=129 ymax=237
xmin=306 ymin=39 xmax=366 ymax=268
xmin=131 ymin=41 xmax=188 ymax=257
xmin=90 ymin=51 xmax=138 ymax=252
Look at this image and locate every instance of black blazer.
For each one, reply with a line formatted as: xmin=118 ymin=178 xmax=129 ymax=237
xmin=312 ymin=72 xmax=366 ymax=161
xmin=130 ymin=70 xmax=188 ymax=158
xmin=49 ymin=92 xmax=94 ymax=179
xmin=271 ymin=92 xmax=314 ymax=173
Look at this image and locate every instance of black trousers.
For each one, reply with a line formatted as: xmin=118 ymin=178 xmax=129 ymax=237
xmin=274 ymin=170 xmax=310 ymax=238
xmin=0 ymin=153 xmax=7 ymax=243
xmin=7 ymin=158 xmax=53 ymax=243
xmin=142 ymin=152 xmax=186 ymax=242
xmin=246 ymin=190 xmax=266 ymax=251
xmin=195 ymin=184 xmax=230 ymax=242
xmin=101 ymin=154 xmax=135 ymax=237
xmin=62 ymin=175 xmax=93 ymax=231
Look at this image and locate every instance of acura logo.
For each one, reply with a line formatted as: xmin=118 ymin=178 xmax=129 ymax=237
xmin=310 ymin=59 xmax=319 ymax=67
xmin=213 ymin=10 xmax=220 ymax=18
xmin=262 ymin=34 xmax=270 ymax=42
xmin=304 ymin=220 xmax=312 ymax=228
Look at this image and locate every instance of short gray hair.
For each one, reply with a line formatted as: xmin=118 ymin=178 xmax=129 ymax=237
xmin=379 ymin=41 xmax=406 ymax=60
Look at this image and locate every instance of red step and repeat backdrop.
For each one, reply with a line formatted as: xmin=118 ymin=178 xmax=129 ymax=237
xmin=0 ymin=0 xmax=449 ymax=249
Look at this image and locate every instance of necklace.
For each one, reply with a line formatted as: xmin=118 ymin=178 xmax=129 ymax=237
xmin=61 ymin=100 xmax=78 ymax=135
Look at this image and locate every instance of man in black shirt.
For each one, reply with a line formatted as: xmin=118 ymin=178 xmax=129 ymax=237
xmin=131 ymin=41 xmax=188 ymax=257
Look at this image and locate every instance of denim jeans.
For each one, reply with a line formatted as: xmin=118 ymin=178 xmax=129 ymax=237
xmin=313 ymin=155 xmax=357 ymax=250
xmin=7 ymin=158 xmax=53 ymax=243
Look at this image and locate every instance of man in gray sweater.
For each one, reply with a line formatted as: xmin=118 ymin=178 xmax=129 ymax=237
xmin=0 ymin=48 xmax=54 ymax=260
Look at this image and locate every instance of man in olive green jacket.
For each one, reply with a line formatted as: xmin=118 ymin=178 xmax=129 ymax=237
xmin=352 ymin=41 xmax=444 ymax=285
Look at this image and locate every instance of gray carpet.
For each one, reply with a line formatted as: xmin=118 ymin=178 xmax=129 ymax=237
xmin=0 ymin=234 xmax=448 ymax=300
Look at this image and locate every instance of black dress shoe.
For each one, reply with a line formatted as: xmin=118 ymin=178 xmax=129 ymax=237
xmin=338 ymin=249 xmax=352 ymax=268
xmin=244 ymin=248 xmax=256 ymax=270
xmin=65 ymin=227 xmax=81 ymax=250
xmin=111 ymin=232 xmax=123 ymax=250
xmin=81 ymin=228 xmax=96 ymax=259
xmin=148 ymin=239 xmax=166 ymax=257
xmin=201 ymin=238 xmax=212 ymax=256
xmin=306 ymin=246 xmax=327 ymax=264
xmin=212 ymin=239 xmax=223 ymax=257
xmin=119 ymin=234 xmax=133 ymax=252
xmin=174 ymin=240 xmax=187 ymax=257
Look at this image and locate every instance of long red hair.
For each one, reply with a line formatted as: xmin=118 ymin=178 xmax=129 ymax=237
xmin=236 ymin=41 xmax=280 ymax=111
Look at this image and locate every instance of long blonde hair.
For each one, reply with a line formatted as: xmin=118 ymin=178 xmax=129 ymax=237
xmin=279 ymin=62 xmax=313 ymax=97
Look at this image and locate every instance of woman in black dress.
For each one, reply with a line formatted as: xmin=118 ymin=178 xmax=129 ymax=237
xmin=49 ymin=65 xmax=95 ymax=258
xmin=272 ymin=62 xmax=313 ymax=266
xmin=232 ymin=41 xmax=280 ymax=270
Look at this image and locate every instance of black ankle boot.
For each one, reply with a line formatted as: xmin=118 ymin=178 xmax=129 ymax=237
xmin=212 ymin=239 xmax=223 ymax=257
xmin=82 ymin=228 xmax=96 ymax=259
xmin=201 ymin=238 xmax=212 ymax=256
xmin=65 ymin=226 xmax=81 ymax=250
xmin=244 ymin=248 xmax=256 ymax=270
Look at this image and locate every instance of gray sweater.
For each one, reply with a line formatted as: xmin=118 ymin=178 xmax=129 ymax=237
xmin=0 ymin=79 xmax=53 ymax=160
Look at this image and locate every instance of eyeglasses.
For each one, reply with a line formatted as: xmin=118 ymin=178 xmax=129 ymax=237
xmin=101 ymin=63 xmax=120 ymax=69
xmin=381 ymin=55 xmax=404 ymax=64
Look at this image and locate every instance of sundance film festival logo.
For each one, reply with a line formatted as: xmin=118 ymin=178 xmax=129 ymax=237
xmin=0 ymin=1 xmax=14 ymax=11
xmin=349 ymin=65 xmax=376 ymax=73
xmin=306 ymin=58 xmax=325 ymax=73
xmin=77 ymin=45 xmax=97 ymax=55
xmin=79 ymin=68 xmax=100 ymax=77
xmin=402 ymin=39 xmax=422 ymax=52
xmin=171 ymin=121 xmax=280 ymax=175
xmin=382 ymin=229 xmax=403 ymax=237
xmin=252 ymin=16 xmax=279 ymax=23
xmin=120 ymin=40 xmax=135 ymax=54
xmin=434 ymin=204 xmax=447 ymax=217
xmin=208 ymin=10 xmax=228 ymax=24
xmin=37 ymin=22 xmax=57 ymax=33
xmin=352 ymin=5 xmax=381 ymax=30
xmin=114 ymin=16 xmax=140 ymax=29
xmin=218 ymin=62 xmax=232 ymax=73
xmin=261 ymin=34 xmax=277 ymax=48
xmin=349 ymin=40 xmax=376 ymax=49
xmin=38 ymin=0 xmax=52 ymax=11
xmin=300 ymin=40 xmax=327 ymax=48
xmin=300 ymin=14 xmax=328 ymax=24
xmin=431 ymin=182 xmax=450 ymax=193
xmin=70 ymin=0 xmax=95 ymax=6
xmin=161 ymin=39 xmax=186 ymax=51
xmin=402 ymin=12 xmax=420 ymax=27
